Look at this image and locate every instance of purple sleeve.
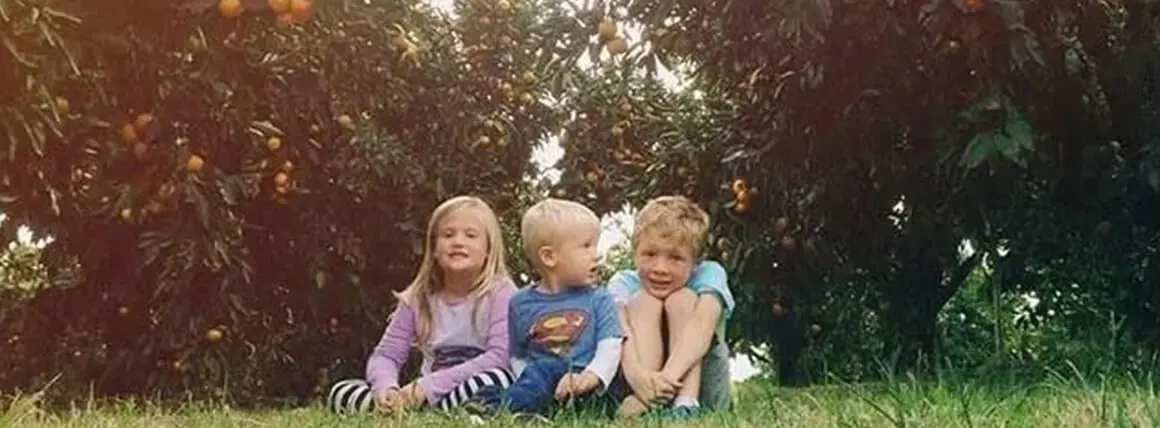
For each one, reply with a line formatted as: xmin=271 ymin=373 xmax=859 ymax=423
xmin=417 ymin=278 xmax=516 ymax=404
xmin=365 ymin=302 xmax=417 ymax=393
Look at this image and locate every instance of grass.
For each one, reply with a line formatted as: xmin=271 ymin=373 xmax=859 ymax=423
xmin=2 ymin=373 xmax=1158 ymax=427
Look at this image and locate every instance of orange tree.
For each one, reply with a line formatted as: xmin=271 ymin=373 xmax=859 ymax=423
xmin=0 ymin=0 xmax=573 ymax=404
xmin=551 ymin=0 xmax=1160 ymax=382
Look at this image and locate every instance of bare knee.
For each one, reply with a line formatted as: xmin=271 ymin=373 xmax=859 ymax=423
xmin=663 ymin=287 xmax=697 ymax=317
xmin=628 ymin=291 xmax=665 ymax=315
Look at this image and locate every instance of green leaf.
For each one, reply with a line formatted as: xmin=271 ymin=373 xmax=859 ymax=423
xmin=961 ymin=131 xmax=997 ymax=169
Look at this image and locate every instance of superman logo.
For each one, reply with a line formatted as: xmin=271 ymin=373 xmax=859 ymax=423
xmin=529 ymin=309 xmax=589 ymax=356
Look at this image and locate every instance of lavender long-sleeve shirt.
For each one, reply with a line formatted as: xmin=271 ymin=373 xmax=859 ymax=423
xmin=366 ymin=277 xmax=517 ymax=405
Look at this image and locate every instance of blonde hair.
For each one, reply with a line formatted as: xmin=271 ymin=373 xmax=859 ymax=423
xmin=395 ymin=196 xmax=510 ymax=351
xmin=632 ymin=195 xmax=710 ymax=258
xmin=520 ymin=198 xmax=601 ymax=275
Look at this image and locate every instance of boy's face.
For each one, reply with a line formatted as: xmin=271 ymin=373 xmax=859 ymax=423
xmin=633 ymin=233 xmax=697 ymax=297
xmin=545 ymin=224 xmax=601 ymax=287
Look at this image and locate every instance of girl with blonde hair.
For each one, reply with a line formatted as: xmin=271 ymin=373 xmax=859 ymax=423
xmin=328 ymin=196 xmax=518 ymax=414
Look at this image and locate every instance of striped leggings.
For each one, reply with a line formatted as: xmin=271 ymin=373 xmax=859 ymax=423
xmin=327 ymin=367 xmax=515 ymax=414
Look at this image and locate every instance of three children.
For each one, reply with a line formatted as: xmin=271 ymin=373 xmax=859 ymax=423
xmin=329 ymin=194 xmax=735 ymax=420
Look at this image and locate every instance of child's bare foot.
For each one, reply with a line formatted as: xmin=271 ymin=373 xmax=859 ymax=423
xmin=617 ymin=396 xmax=650 ymax=418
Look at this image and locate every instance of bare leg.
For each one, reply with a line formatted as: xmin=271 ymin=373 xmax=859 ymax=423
xmin=618 ymin=293 xmax=665 ymax=417
xmin=661 ymin=288 xmax=702 ymax=404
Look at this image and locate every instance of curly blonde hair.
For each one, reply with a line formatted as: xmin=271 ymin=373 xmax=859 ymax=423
xmin=632 ymin=195 xmax=710 ymax=258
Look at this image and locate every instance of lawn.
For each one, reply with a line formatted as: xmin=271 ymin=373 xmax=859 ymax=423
xmin=3 ymin=374 xmax=1158 ymax=427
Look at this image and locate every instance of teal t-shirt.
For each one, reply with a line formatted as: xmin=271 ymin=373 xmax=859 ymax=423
xmin=606 ymin=260 xmax=735 ymax=338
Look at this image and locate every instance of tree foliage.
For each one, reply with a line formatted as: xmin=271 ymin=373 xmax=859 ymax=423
xmin=2 ymin=0 xmax=1160 ymax=405
xmin=552 ymin=0 xmax=1160 ymax=380
xmin=0 ymin=0 xmax=570 ymax=403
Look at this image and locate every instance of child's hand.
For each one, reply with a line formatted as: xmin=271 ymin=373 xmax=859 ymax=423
xmin=554 ymin=372 xmax=601 ymax=401
xmin=393 ymin=382 xmax=427 ymax=411
xmin=373 ymin=388 xmax=402 ymax=411
xmin=637 ymin=371 xmax=681 ymax=405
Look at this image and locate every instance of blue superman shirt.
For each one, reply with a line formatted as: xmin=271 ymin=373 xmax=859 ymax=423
xmin=508 ymin=286 xmax=624 ymax=370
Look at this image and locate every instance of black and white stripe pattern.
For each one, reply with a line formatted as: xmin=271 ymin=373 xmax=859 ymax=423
xmin=328 ymin=379 xmax=375 ymax=414
xmin=326 ymin=368 xmax=516 ymax=414
xmin=434 ymin=367 xmax=516 ymax=410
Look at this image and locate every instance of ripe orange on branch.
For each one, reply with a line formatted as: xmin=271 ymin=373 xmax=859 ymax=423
xmin=598 ymin=19 xmax=617 ymax=42
xmin=289 ymin=0 xmax=314 ymax=20
xmin=606 ymin=37 xmax=628 ymax=55
xmin=219 ymin=0 xmax=244 ymax=18
xmin=186 ymin=154 xmax=205 ymax=173
xmin=268 ymin=0 xmax=291 ymax=13
xmin=120 ymin=123 xmax=138 ymax=143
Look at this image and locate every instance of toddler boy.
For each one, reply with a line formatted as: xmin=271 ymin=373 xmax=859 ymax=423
xmin=467 ymin=198 xmax=624 ymax=419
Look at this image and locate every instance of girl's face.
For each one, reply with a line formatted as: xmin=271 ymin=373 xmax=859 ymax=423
xmin=433 ymin=207 xmax=490 ymax=282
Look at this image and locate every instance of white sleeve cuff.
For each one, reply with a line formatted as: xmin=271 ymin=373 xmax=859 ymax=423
xmin=511 ymin=357 xmax=527 ymax=379
xmin=584 ymin=337 xmax=623 ymax=390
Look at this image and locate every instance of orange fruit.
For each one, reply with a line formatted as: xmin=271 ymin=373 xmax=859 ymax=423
xmin=732 ymin=201 xmax=748 ymax=214
xmin=585 ymin=171 xmax=599 ymax=183
xmin=268 ymin=0 xmax=291 ymax=13
xmin=773 ymin=217 xmax=789 ymax=235
xmin=205 ymin=328 xmax=224 ymax=342
xmin=219 ymin=0 xmax=244 ymax=18
xmin=119 ymin=208 xmax=133 ymax=221
xmin=133 ymin=113 xmax=155 ymax=130
xmin=120 ymin=123 xmax=138 ymax=143
xmin=780 ymin=235 xmax=797 ymax=251
xmin=273 ymin=171 xmax=290 ymax=187
xmin=289 ymin=0 xmax=313 ymax=20
xmin=266 ymin=136 xmax=282 ymax=151
xmin=277 ymin=12 xmax=296 ymax=26
xmin=610 ymin=125 xmax=624 ymax=137
xmin=598 ymin=19 xmax=617 ymax=41
xmin=54 ymin=96 xmax=70 ymax=115
xmin=606 ymin=37 xmax=628 ymax=55
xmin=132 ymin=142 xmax=149 ymax=160
xmin=772 ymin=303 xmax=787 ymax=317
xmin=731 ymin=179 xmax=748 ymax=195
xmin=186 ymin=154 xmax=205 ymax=173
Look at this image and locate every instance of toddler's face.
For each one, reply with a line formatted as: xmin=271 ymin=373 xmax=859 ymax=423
xmin=434 ymin=208 xmax=488 ymax=279
xmin=550 ymin=224 xmax=601 ymax=287
xmin=633 ymin=234 xmax=696 ymax=296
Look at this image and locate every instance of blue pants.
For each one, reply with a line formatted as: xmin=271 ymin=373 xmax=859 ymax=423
xmin=472 ymin=358 xmax=572 ymax=416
